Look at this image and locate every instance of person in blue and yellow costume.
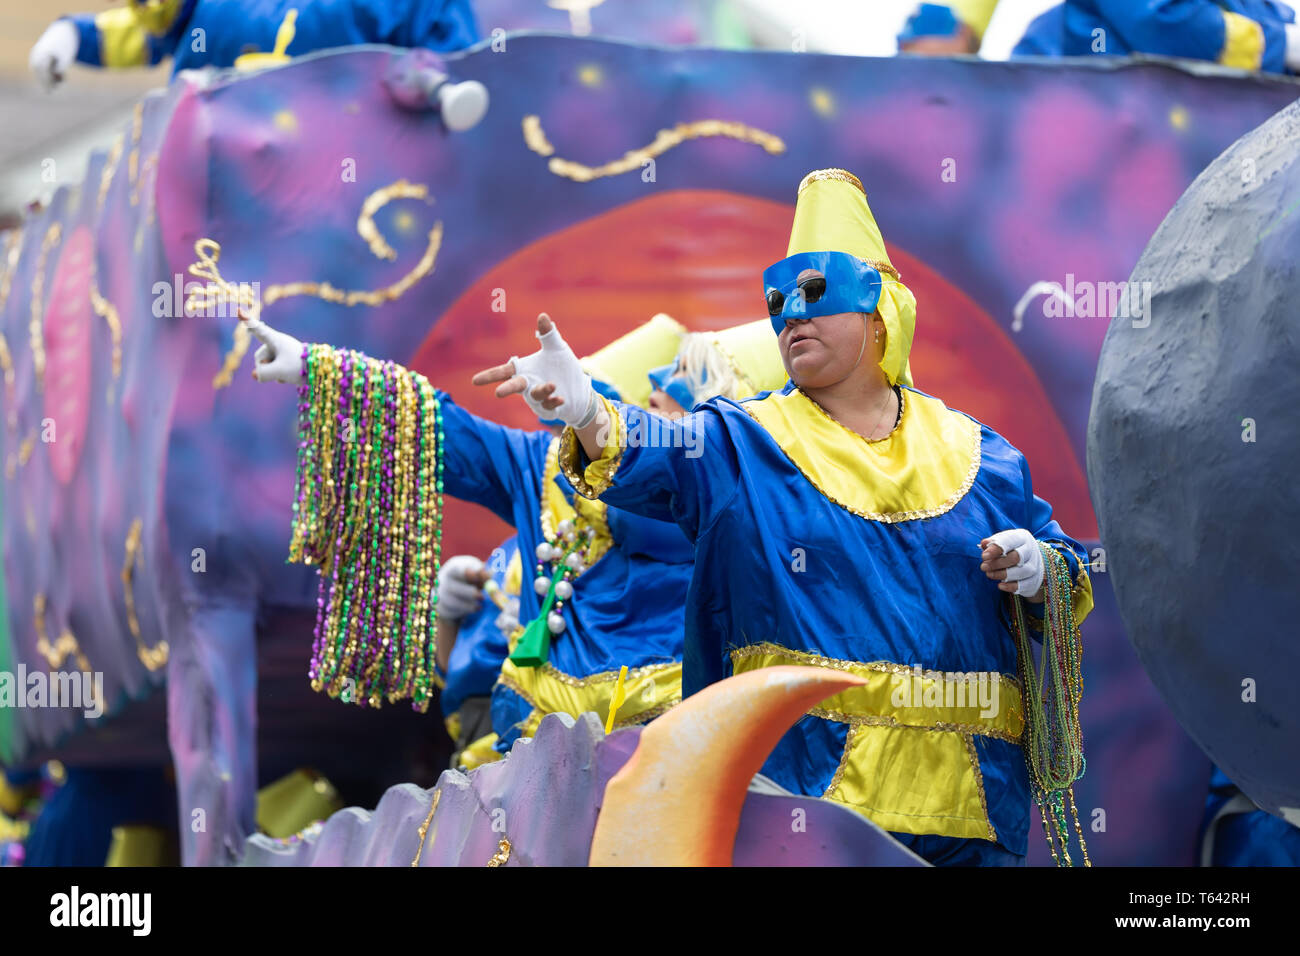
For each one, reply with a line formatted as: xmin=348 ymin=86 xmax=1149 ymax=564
xmin=250 ymin=314 xmax=700 ymax=755
xmin=897 ymin=1 xmax=999 ymax=54
xmin=646 ymin=319 xmax=791 ymax=421
xmin=476 ymin=169 xmax=1094 ymax=867
xmin=1199 ymin=764 xmax=1300 ymax=866
xmin=28 ymin=0 xmax=479 ymax=87
xmin=433 ymin=537 xmax=522 ymax=769
xmin=1010 ymin=1 xmax=1300 ymax=73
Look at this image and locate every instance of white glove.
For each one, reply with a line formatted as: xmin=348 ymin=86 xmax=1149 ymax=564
xmin=509 ymin=321 xmax=598 ymax=427
xmin=983 ymin=528 xmax=1044 ymax=597
xmin=29 ymin=20 xmax=79 ymax=91
xmin=436 ymin=555 xmax=488 ymax=621
xmin=1286 ymin=24 xmax=1300 ymax=73
xmin=248 ymin=319 xmax=306 ymax=384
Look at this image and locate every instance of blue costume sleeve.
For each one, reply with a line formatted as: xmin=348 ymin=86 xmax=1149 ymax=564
xmin=436 ymin=392 xmax=552 ymax=526
xmin=380 ymin=0 xmax=481 ymax=50
xmin=558 ymin=398 xmax=741 ymax=542
xmin=1068 ymin=0 xmax=1293 ymax=72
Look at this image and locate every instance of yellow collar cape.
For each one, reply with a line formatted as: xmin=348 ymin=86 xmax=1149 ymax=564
xmin=776 ymin=168 xmax=916 ymax=388
xmin=742 ymin=385 xmax=981 ymax=522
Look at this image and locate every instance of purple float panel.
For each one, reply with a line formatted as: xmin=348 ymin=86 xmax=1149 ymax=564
xmin=239 ymin=713 xmax=927 ymax=866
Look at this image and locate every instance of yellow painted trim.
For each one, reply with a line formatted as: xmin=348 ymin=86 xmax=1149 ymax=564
xmin=731 ymin=643 xmax=1023 ymax=841
xmin=1220 ymin=11 xmax=1265 ymax=70
xmin=742 ymin=387 xmax=981 ymax=523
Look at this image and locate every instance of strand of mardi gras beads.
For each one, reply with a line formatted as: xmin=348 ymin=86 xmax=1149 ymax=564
xmin=314 ymin=348 xmax=361 ymax=692
xmin=289 ymin=345 xmax=443 ymax=712
xmin=1010 ymin=542 xmax=1089 ymax=867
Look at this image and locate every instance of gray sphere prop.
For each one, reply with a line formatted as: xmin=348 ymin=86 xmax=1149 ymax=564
xmin=1088 ymin=99 xmax=1300 ymax=823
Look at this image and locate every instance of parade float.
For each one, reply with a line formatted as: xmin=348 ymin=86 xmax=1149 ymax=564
xmin=3 ymin=25 xmax=1299 ymax=864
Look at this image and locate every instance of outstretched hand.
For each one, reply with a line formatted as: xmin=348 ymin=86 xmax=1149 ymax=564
xmin=241 ymin=311 xmax=305 ymax=384
xmin=471 ymin=313 xmax=598 ymax=427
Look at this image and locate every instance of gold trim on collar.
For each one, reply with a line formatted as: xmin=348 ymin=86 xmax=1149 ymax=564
xmin=742 ymin=387 xmax=981 ymax=523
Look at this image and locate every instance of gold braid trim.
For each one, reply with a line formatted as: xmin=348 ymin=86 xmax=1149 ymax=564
xmin=798 ymin=167 xmax=864 ymax=195
xmin=33 ymin=594 xmax=90 ymax=672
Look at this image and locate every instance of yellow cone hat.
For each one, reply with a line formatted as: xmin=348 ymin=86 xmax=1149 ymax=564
xmin=786 ymin=169 xmax=915 ymax=387
xmin=950 ymin=0 xmax=998 ymax=40
xmin=581 ymin=313 xmax=686 ymax=408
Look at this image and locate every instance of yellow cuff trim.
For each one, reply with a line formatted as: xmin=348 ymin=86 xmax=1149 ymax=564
xmin=1220 ymin=11 xmax=1265 ymax=70
xmin=558 ymin=396 xmax=625 ymax=499
xmin=95 ymin=8 xmax=150 ymax=68
xmin=731 ymin=643 xmax=1025 ymax=842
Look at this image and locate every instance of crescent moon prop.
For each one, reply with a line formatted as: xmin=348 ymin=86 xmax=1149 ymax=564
xmin=590 ymin=665 xmax=866 ymax=866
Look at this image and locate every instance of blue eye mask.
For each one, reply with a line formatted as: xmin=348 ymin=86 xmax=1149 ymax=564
xmin=647 ymin=360 xmax=696 ymax=410
xmin=762 ymin=250 xmax=883 ymax=334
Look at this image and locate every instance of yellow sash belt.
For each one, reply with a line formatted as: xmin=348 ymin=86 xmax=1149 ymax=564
xmin=731 ymin=643 xmax=1024 ymax=841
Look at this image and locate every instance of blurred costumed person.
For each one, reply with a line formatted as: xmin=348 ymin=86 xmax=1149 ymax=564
xmin=29 ymin=0 xmax=479 ymax=88
xmin=988 ymin=0 xmax=1300 ymax=72
xmin=897 ymin=1 xmax=999 ymax=54
xmin=646 ymin=319 xmax=791 ymax=421
xmin=1199 ymin=764 xmax=1300 ymax=866
xmin=476 ymin=169 xmax=1094 ymax=867
xmin=249 ymin=315 xmax=698 ymax=756
xmin=432 ymin=538 xmax=521 ymax=769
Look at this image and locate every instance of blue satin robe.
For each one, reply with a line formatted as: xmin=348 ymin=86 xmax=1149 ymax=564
xmin=562 ymin=383 xmax=1091 ymax=856
xmin=436 ymin=393 xmax=694 ymax=753
xmin=69 ymin=0 xmax=478 ymax=73
xmin=1016 ymin=0 xmax=1295 ymax=72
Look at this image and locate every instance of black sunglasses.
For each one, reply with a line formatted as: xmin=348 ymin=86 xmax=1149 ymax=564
xmin=766 ymin=270 xmax=828 ymax=317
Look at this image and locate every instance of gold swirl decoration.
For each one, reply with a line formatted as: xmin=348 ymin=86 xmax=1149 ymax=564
xmin=521 ymin=115 xmax=786 ymax=182
xmin=123 ymin=517 xmax=168 ymax=672
xmin=33 ymin=594 xmax=90 ymax=672
xmin=89 ymin=136 xmax=126 ymax=400
xmin=29 ymin=222 xmax=63 ymax=393
xmin=0 ymin=228 xmax=21 ymax=431
xmin=186 ymin=180 xmax=444 ymax=389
